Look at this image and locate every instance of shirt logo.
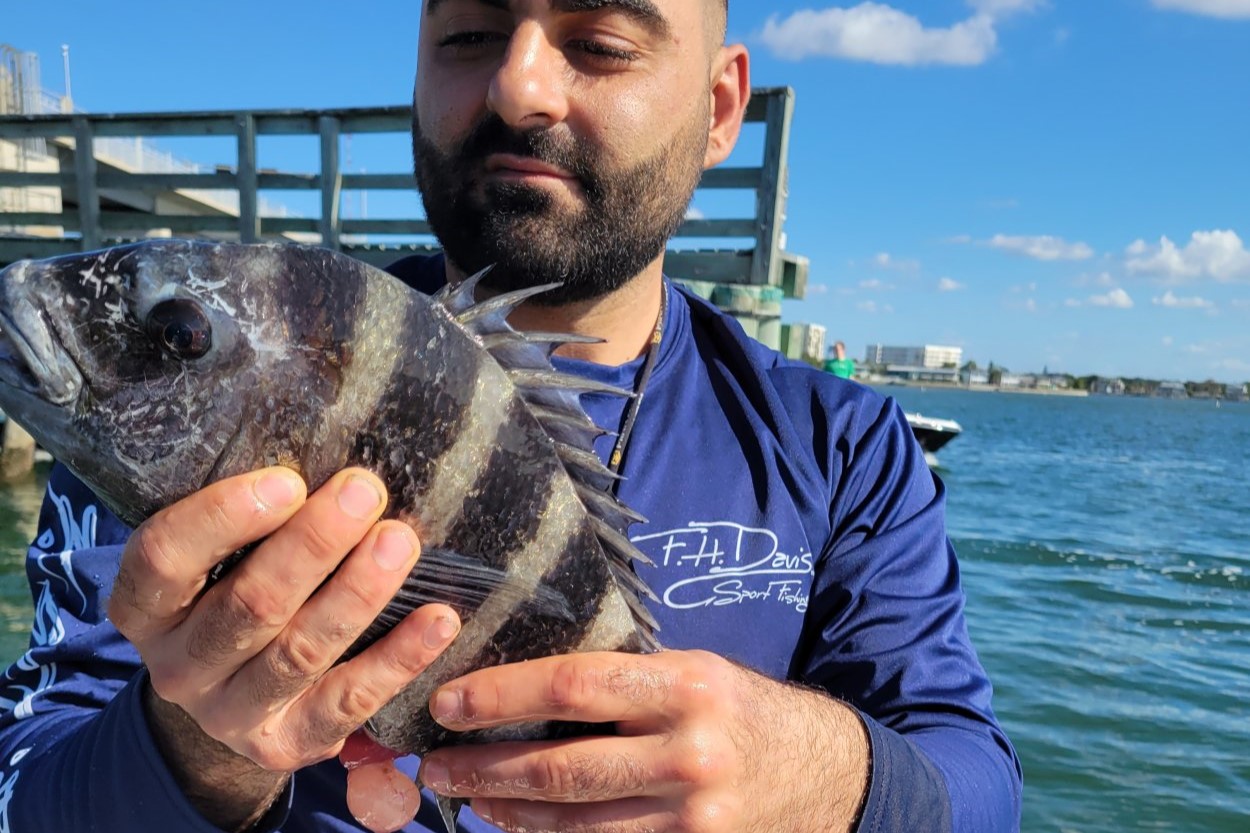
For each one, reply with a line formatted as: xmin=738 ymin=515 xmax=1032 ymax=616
xmin=633 ymin=521 xmax=813 ymax=613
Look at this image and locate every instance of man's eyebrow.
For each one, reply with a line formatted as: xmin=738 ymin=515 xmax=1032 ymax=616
xmin=426 ymin=0 xmax=672 ymax=39
xmin=427 ymin=0 xmax=509 ymax=15
xmin=555 ymin=0 xmax=672 ymax=38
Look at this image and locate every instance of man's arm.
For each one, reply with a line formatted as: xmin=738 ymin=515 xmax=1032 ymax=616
xmin=0 ymin=463 xmax=460 ymax=832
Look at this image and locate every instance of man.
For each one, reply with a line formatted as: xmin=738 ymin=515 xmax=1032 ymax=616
xmin=0 ymin=1 xmax=1021 ymax=832
xmin=824 ymin=341 xmax=856 ymax=379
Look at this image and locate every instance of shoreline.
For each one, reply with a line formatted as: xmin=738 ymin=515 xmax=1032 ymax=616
xmin=865 ymin=380 xmax=1091 ymax=397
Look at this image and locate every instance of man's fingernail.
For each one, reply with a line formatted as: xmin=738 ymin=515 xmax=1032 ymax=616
xmin=421 ymin=760 xmax=449 ymax=791
xmin=338 ymin=475 xmax=383 ymax=519
xmin=424 ymin=615 xmax=460 ymax=650
xmin=431 ymin=690 xmax=461 ymax=722
xmin=255 ymin=470 xmax=302 ymax=509
xmin=372 ymin=528 xmax=415 ymax=571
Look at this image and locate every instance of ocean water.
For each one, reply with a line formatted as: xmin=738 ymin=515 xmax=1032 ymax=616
xmin=0 ymin=389 xmax=1246 ymax=831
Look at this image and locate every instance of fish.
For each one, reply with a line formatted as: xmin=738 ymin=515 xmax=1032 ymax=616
xmin=0 ymin=239 xmax=660 ymax=830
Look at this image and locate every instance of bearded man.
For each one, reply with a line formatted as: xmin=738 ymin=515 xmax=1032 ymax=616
xmin=0 ymin=1 xmax=1021 ymax=832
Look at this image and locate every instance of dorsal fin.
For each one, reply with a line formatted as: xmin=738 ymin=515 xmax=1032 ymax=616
xmin=434 ymin=270 xmax=659 ymax=648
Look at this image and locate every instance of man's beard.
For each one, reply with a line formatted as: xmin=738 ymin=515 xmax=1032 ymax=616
xmin=412 ymin=107 xmax=708 ymax=306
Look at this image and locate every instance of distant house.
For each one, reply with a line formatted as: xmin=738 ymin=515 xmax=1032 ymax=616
xmin=960 ymin=369 xmax=990 ymax=386
xmin=998 ymin=373 xmax=1024 ymax=388
xmin=1225 ymin=384 xmax=1247 ymax=402
xmin=1036 ymin=374 xmax=1072 ymax=390
xmin=1090 ymin=377 xmax=1126 ymax=396
xmin=1156 ymin=381 xmax=1188 ymax=399
xmin=883 ymin=365 xmax=960 ymax=384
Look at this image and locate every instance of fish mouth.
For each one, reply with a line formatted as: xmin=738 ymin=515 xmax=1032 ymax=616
xmin=0 ymin=306 xmax=83 ymax=407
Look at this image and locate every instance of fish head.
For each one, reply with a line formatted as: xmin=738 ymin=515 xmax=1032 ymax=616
xmin=0 ymin=240 xmax=335 ymax=525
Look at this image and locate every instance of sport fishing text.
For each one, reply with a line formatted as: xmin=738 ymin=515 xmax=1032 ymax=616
xmin=632 ymin=521 xmax=813 ymax=613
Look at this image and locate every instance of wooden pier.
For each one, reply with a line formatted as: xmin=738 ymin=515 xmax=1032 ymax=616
xmin=0 ymin=89 xmax=811 ymax=478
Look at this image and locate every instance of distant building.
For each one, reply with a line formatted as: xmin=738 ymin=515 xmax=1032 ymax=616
xmin=1035 ymin=374 xmax=1071 ymax=390
xmin=998 ymin=373 xmax=1024 ymax=388
xmin=864 ymin=344 xmax=963 ymax=370
xmin=1090 ymin=377 xmax=1126 ymax=396
xmin=781 ymin=323 xmax=827 ymax=364
xmin=1156 ymin=381 xmax=1188 ymax=399
xmin=883 ymin=365 xmax=959 ymax=384
xmin=960 ymin=369 xmax=990 ymax=386
xmin=1226 ymin=383 xmax=1247 ymax=402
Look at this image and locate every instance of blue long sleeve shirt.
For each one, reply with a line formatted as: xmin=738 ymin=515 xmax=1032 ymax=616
xmin=0 ymin=256 xmax=1021 ymax=832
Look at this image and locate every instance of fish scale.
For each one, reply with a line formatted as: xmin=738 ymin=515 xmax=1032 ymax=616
xmin=0 ymin=239 xmax=661 ymax=830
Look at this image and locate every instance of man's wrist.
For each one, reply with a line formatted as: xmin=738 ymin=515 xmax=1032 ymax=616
xmin=141 ymin=679 xmax=290 ymax=833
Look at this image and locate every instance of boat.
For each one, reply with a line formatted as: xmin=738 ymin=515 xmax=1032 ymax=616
xmin=906 ymin=412 xmax=962 ymax=460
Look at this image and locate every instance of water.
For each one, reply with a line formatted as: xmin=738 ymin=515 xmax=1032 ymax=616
xmin=888 ymin=387 xmax=1250 ymax=832
xmin=0 ymin=391 xmax=1247 ymax=831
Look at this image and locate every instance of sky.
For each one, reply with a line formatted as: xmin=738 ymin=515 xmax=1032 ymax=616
xmin=4 ymin=0 xmax=1250 ymax=381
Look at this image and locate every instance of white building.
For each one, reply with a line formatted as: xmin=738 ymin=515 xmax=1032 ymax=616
xmin=864 ymin=344 xmax=963 ymax=370
xmin=781 ymin=323 xmax=827 ymax=363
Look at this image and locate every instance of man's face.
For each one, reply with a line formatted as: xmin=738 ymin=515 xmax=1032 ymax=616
xmin=413 ymin=0 xmax=719 ymax=304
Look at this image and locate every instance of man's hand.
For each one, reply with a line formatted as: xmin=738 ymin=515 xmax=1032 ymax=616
xmin=108 ymin=466 xmax=461 ymax=832
xmin=418 ymin=650 xmax=870 ymax=833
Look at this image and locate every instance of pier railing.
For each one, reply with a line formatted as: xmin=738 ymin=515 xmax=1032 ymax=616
xmin=0 ymin=88 xmax=808 ymax=297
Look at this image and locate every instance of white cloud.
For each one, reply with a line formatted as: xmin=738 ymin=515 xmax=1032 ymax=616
xmin=1125 ymin=230 xmax=1250 ymax=282
xmin=1064 ymin=298 xmax=1082 ymax=307
xmin=1152 ymin=0 xmax=1250 ymax=20
xmin=1071 ymin=271 xmax=1118 ymax=288
xmin=938 ymin=277 xmax=966 ymax=292
xmin=1232 ymin=299 xmax=1250 ymax=309
xmin=947 ymin=234 xmax=974 ymax=244
xmin=1162 ymin=336 xmax=1174 ymax=347
xmin=990 ymin=234 xmax=1095 ymax=261
xmin=859 ymin=278 xmax=895 ymax=290
xmin=684 ymin=206 xmax=705 ymax=220
xmin=807 ymin=283 xmax=831 ymax=295
xmin=855 ymin=300 xmax=895 ymax=314
xmin=1088 ymin=288 xmax=1134 ymax=309
xmin=759 ymin=0 xmax=1045 ymax=66
xmin=872 ymin=252 xmax=920 ymax=272
xmin=1153 ymin=290 xmax=1216 ymax=310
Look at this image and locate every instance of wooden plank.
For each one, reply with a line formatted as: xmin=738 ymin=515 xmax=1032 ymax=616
xmin=661 ymin=249 xmax=754 ymax=282
xmin=697 ymin=167 xmax=763 ymax=189
xmin=319 ymin=116 xmax=342 ymax=249
xmin=72 ymin=116 xmax=102 ymax=251
xmin=236 ymin=114 xmax=260 ymax=243
xmin=257 ymin=172 xmax=319 ymax=189
xmin=0 ymin=238 xmax=80 ymax=265
xmin=90 ymin=117 xmax=239 ymax=137
xmin=0 ymin=121 xmax=74 ymax=139
xmin=93 ymin=172 xmax=239 ymax=191
xmin=342 ymin=173 xmax=417 ymax=190
xmin=340 ymin=219 xmax=433 ymax=235
xmin=0 ymin=212 xmax=76 ymax=226
xmin=673 ymin=219 xmax=757 ymax=238
xmin=0 ymin=171 xmax=65 ymax=187
xmin=750 ymin=88 xmax=795 ymax=286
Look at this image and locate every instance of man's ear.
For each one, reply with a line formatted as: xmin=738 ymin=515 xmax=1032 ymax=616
xmin=705 ymin=45 xmax=750 ymax=169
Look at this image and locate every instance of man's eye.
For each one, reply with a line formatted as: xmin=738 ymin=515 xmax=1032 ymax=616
xmin=570 ymin=39 xmax=640 ymax=65
xmin=439 ymin=31 xmax=507 ymax=50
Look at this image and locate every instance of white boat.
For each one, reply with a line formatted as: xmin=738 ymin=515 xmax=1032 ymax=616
xmin=906 ymin=413 xmax=962 ymax=458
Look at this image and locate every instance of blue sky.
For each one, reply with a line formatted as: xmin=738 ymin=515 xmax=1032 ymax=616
xmin=5 ymin=1 xmax=1249 ymax=381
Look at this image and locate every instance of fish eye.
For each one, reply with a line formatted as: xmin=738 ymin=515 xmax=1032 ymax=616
xmin=145 ymin=298 xmax=213 ymax=360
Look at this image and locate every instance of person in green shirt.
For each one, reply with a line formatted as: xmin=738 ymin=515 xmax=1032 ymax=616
xmin=824 ymin=341 xmax=856 ymax=379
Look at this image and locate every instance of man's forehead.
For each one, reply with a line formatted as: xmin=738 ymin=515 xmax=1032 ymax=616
xmin=424 ymin=0 xmax=677 ymax=36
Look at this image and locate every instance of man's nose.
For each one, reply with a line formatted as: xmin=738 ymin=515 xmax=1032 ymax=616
xmin=486 ymin=23 xmax=570 ymax=129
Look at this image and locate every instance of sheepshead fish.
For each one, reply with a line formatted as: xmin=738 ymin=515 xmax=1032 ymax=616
xmin=0 ymin=240 xmax=659 ymax=823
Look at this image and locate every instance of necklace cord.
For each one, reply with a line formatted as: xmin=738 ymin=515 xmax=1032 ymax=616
xmin=607 ymin=283 xmax=668 ymax=484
